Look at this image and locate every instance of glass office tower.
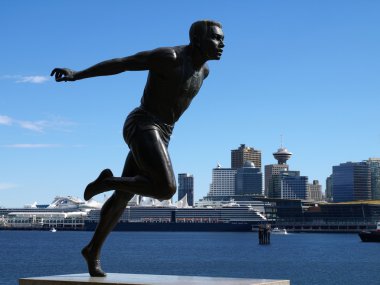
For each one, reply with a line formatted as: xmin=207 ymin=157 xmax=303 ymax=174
xmin=178 ymin=173 xmax=194 ymax=206
xmin=235 ymin=161 xmax=263 ymax=195
xmin=332 ymin=162 xmax=371 ymax=202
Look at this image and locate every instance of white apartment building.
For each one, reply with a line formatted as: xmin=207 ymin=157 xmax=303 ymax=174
xmin=208 ymin=164 xmax=237 ymax=196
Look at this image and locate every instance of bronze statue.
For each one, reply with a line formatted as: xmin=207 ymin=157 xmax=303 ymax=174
xmin=51 ymin=20 xmax=224 ymax=277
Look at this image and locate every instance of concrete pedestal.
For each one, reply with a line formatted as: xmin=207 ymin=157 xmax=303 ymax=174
xmin=19 ymin=273 xmax=290 ymax=285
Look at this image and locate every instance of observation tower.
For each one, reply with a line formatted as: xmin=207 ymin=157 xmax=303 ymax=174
xmin=273 ymin=147 xmax=292 ymax=165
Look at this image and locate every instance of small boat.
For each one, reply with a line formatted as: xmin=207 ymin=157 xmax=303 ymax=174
xmin=49 ymin=227 xmax=57 ymax=233
xmin=359 ymin=222 xmax=380 ymax=242
xmin=271 ymin=227 xmax=287 ymax=234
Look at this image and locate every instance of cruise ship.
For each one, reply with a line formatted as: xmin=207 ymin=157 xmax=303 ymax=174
xmin=0 ymin=195 xmax=267 ymax=231
xmin=86 ymin=195 xmax=268 ymax=231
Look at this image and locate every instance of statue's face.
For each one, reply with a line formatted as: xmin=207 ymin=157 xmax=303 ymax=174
xmin=200 ymin=25 xmax=224 ymax=60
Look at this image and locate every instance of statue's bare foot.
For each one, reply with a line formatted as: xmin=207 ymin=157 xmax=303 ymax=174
xmin=81 ymin=246 xmax=107 ymax=277
xmin=84 ymin=169 xmax=113 ymax=201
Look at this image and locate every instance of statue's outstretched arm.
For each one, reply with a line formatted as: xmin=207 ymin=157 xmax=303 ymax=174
xmin=50 ymin=47 xmax=177 ymax=82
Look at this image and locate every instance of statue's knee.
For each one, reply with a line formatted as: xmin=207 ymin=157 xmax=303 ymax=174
xmin=156 ymin=181 xmax=176 ymax=200
xmin=113 ymin=191 xmax=134 ymax=204
xmin=166 ymin=184 xmax=177 ymax=199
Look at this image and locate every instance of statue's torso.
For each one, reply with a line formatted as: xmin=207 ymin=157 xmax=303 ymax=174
xmin=141 ymin=46 xmax=206 ymax=125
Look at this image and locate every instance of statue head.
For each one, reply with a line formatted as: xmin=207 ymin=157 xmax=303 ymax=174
xmin=189 ymin=20 xmax=224 ymax=60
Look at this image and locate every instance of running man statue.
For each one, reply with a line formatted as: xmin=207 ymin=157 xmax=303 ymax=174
xmin=51 ymin=20 xmax=224 ymax=277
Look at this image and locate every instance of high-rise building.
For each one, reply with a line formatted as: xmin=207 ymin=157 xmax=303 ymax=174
xmin=332 ymin=162 xmax=371 ymax=202
xmin=208 ymin=164 xmax=237 ymax=197
xmin=231 ymin=144 xmax=261 ymax=169
xmin=235 ymin=161 xmax=263 ymax=195
xmin=308 ymin=180 xmax=323 ymax=201
xmin=325 ymin=174 xmax=333 ymax=202
xmin=269 ymin=170 xmax=308 ymax=199
xmin=178 ymin=173 xmax=194 ymax=206
xmin=265 ymin=164 xmax=289 ymax=197
xmin=264 ymin=146 xmax=292 ymax=196
xmin=366 ymin=158 xmax=380 ymax=200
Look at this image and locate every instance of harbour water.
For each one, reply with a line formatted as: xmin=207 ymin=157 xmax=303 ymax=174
xmin=2 ymin=231 xmax=379 ymax=285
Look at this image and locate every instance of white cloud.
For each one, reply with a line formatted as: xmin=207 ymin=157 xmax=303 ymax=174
xmin=0 ymin=115 xmax=13 ymax=125
xmin=2 ymin=144 xmax=61 ymax=148
xmin=18 ymin=120 xmax=45 ymax=132
xmin=0 ymin=114 xmax=75 ymax=133
xmin=16 ymin=75 xmax=50 ymax=84
xmin=1 ymin=75 xmax=50 ymax=84
xmin=0 ymin=183 xmax=18 ymax=191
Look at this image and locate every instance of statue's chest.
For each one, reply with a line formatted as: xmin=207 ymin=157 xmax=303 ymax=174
xmin=183 ymin=73 xmax=202 ymax=93
xmin=178 ymin=67 xmax=203 ymax=99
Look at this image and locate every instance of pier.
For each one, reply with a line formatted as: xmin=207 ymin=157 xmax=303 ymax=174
xmin=258 ymin=225 xmax=271 ymax=244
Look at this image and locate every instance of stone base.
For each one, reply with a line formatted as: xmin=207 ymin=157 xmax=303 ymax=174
xmin=19 ymin=273 xmax=290 ymax=285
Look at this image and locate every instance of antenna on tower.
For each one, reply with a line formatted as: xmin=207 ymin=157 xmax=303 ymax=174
xmin=280 ymin=134 xmax=283 ymax=148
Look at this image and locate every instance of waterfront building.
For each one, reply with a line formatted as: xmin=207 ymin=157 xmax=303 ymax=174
xmin=231 ymin=144 xmax=261 ymax=169
xmin=0 ymin=196 xmax=101 ymax=230
xmin=235 ymin=161 xmax=263 ymax=195
xmin=264 ymin=146 xmax=292 ymax=196
xmin=308 ymin=180 xmax=323 ymax=202
xmin=178 ymin=173 xmax=194 ymax=206
xmin=207 ymin=164 xmax=237 ymax=197
xmin=269 ymin=171 xmax=308 ymax=200
xmin=332 ymin=162 xmax=371 ymax=203
xmin=365 ymin=158 xmax=380 ymax=200
xmin=325 ymin=174 xmax=333 ymax=202
xmin=275 ymin=199 xmax=380 ymax=231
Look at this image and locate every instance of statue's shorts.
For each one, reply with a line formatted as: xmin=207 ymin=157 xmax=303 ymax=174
xmin=123 ymin=107 xmax=174 ymax=148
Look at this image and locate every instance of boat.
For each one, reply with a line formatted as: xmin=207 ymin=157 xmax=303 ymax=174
xmin=49 ymin=227 xmax=57 ymax=233
xmin=359 ymin=222 xmax=380 ymax=242
xmin=85 ymin=197 xmax=267 ymax=232
xmin=85 ymin=205 xmax=267 ymax=232
xmin=271 ymin=227 xmax=288 ymax=234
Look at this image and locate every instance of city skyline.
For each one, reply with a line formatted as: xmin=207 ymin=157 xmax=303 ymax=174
xmin=1 ymin=1 xmax=380 ymax=207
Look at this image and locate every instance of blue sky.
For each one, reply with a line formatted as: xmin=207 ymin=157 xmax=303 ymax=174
xmin=1 ymin=1 xmax=379 ymax=207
